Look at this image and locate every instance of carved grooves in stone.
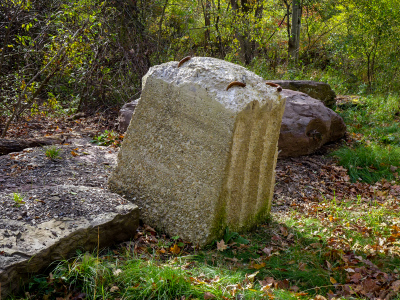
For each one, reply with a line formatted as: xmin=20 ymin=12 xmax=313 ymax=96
xmin=224 ymin=100 xmax=275 ymax=229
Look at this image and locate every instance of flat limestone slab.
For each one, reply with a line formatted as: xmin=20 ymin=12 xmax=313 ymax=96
xmin=109 ymin=57 xmax=286 ymax=246
xmin=0 ymin=191 xmax=138 ymax=298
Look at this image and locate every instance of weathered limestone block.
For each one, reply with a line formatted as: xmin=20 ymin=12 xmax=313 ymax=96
xmin=108 ymin=57 xmax=286 ymax=246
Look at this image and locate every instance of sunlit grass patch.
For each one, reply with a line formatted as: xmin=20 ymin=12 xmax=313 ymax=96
xmin=331 ymin=144 xmax=400 ymax=183
xmin=287 ymin=195 xmax=400 ymax=267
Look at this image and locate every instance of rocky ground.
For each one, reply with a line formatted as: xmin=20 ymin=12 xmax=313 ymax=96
xmin=0 ymin=139 xmax=127 ymax=227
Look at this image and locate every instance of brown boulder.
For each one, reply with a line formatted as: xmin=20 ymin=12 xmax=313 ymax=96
xmin=118 ymin=99 xmax=139 ymax=132
xmin=268 ymin=80 xmax=336 ymax=108
xmin=278 ymin=89 xmax=346 ymax=158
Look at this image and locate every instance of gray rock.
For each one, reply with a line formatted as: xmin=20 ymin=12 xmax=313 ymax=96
xmin=278 ymin=89 xmax=346 ymax=158
xmin=109 ymin=57 xmax=286 ymax=246
xmin=0 ymin=195 xmax=138 ymax=298
xmin=118 ymin=99 xmax=139 ymax=132
xmin=268 ymin=80 xmax=336 ymax=108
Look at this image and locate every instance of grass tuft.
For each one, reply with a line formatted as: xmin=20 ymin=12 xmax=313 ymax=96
xmin=331 ymin=144 xmax=400 ymax=183
xmin=44 ymin=146 xmax=61 ymax=160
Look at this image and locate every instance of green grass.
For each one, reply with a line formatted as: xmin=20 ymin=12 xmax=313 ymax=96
xmin=91 ymin=130 xmax=123 ymax=147
xmin=331 ymin=144 xmax=400 ymax=183
xmin=332 ymin=93 xmax=400 ymax=183
xmin=44 ymin=146 xmax=61 ymax=160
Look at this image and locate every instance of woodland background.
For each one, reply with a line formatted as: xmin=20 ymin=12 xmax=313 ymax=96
xmin=2 ymin=1 xmax=400 ymax=299
xmin=1 ymin=0 xmax=400 ymax=136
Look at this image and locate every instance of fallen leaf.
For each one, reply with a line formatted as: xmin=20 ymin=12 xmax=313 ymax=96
xmin=391 ymin=280 xmax=400 ymax=292
xmin=350 ymin=272 xmax=362 ymax=283
xmin=279 ymin=226 xmax=288 ymax=237
xmin=298 ymin=262 xmax=306 ymax=271
xmin=71 ymin=151 xmax=78 ymax=156
xmin=251 ymin=262 xmax=266 ymax=269
xmin=314 ymin=295 xmax=327 ymax=300
xmin=110 ymin=286 xmax=119 ymax=292
xmin=113 ymin=269 xmax=122 ymax=276
xmin=290 ymin=285 xmax=299 ymax=292
xmin=262 ymin=247 xmax=272 ymax=256
xmin=203 ymin=292 xmax=216 ymax=299
xmin=170 ymin=244 xmax=181 ymax=254
xmin=362 ymin=278 xmax=379 ymax=293
xmin=329 ymin=277 xmax=337 ymax=284
xmin=276 ymin=279 xmax=290 ymax=290
xmin=217 ymin=240 xmax=227 ymax=251
xmin=246 ymin=271 xmax=259 ymax=282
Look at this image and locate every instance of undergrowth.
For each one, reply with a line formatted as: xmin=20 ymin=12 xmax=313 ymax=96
xmin=332 ymin=93 xmax=400 ymax=183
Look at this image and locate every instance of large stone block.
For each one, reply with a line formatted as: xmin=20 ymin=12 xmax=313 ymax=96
xmin=108 ymin=57 xmax=286 ymax=246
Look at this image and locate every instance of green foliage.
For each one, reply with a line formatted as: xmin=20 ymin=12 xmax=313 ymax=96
xmin=331 ymin=144 xmax=400 ymax=183
xmin=91 ymin=130 xmax=123 ymax=147
xmin=44 ymin=146 xmax=61 ymax=160
xmin=223 ymin=227 xmax=250 ymax=245
xmin=332 ymin=93 xmax=400 ymax=183
xmin=11 ymin=192 xmax=25 ymax=207
xmin=120 ymin=259 xmax=202 ymax=299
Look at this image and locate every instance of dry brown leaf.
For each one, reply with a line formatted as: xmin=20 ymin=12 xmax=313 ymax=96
xmin=350 ymin=272 xmax=362 ymax=283
xmin=110 ymin=286 xmax=119 ymax=292
xmin=329 ymin=277 xmax=337 ymax=284
xmin=314 ymin=295 xmax=327 ymax=300
xmin=298 ymin=262 xmax=306 ymax=271
xmin=251 ymin=262 xmax=266 ymax=270
xmin=290 ymin=285 xmax=300 ymax=292
xmin=217 ymin=240 xmax=227 ymax=251
xmin=203 ymin=292 xmax=216 ymax=299
xmin=392 ymin=280 xmax=400 ymax=292
xmin=113 ymin=269 xmax=122 ymax=276
xmin=170 ymin=244 xmax=181 ymax=254
xmin=276 ymin=279 xmax=290 ymax=290
xmin=279 ymin=226 xmax=288 ymax=237
xmin=362 ymin=278 xmax=379 ymax=293
xmin=262 ymin=247 xmax=272 ymax=256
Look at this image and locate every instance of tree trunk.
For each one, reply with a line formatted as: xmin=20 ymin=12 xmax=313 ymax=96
xmin=201 ymin=0 xmax=211 ymax=51
xmin=288 ymin=0 xmax=302 ymax=63
xmin=229 ymin=0 xmax=262 ymax=65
